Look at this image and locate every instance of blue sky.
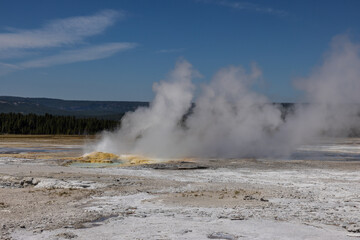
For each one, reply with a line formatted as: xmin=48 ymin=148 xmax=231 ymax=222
xmin=0 ymin=0 xmax=359 ymax=102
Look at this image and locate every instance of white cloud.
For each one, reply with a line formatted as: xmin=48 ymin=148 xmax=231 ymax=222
xmin=19 ymin=42 xmax=136 ymax=68
xmin=197 ymin=0 xmax=287 ymax=16
xmin=0 ymin=49 xmax=37 ymax=59
xmin=0 ymin=10 xmax=137 ymax=76
xmin=0 ymin=10 xmax=121 ymax=50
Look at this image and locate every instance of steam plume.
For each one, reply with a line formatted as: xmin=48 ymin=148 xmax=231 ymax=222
xmin=90 ymin=35 xmax=360 ymax=158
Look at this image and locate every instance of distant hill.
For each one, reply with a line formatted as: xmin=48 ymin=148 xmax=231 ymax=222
xmin=0 ymin=96 xmax=299 ymax=120
xmin=0 ymin=96 xmax=149 ymax=120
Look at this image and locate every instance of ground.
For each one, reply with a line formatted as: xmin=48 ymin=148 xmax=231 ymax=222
xmin=0 ymin=135 xmax=360 ymax=239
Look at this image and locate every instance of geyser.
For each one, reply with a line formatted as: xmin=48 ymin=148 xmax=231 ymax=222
xmin=88 ymin=35 xmax=360 ymax=158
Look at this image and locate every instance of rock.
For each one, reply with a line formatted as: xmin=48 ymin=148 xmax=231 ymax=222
xmin=33 ymin=229 xmax=43 ymax=234
xmin=21 ymin=177 xmax=34 ymax=187
xmin=0 ymin=202 xmax=8 ymax=208
xmin=229 ymin=214 xmax=245 ymax=220
xmin=55 ymin=232 xmax=78 ymax=239
xmin=23 ymin=177 xmax=33 ymax=184
xmin=208 ymin=232 xmax=238 ymax=240
xmin=347 ymin=224 xmax=360 ymax=233
xmin=243 ymin=195 xmax=255 ymax=200
xmin=32 ymin=178 xmax=40 ymax=185
xmin=180 ymin=229 xmax=193 ymax=234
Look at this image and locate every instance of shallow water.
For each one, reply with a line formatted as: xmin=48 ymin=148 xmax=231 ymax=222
xmin=289 ymin=150 xmax=360 ymax=161
xmin=0 ymin=147 xmax=79 ymax=154
xmin=289 ymin=139 xmax=360 ymax=161
xmin=1 ymin=138 xmax=360 ymax=163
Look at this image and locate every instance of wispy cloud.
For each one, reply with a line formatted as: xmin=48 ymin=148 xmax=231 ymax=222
xmin=19 ymin=42 xmax=136 ymax=68
xmin=0 ymin=49 xmax=37 ymax=59
xmin=0 ymin=10 xmax=121 ymax=51
xmin=0 ymin=62 xmax=22 ymax=76
xmin=197 ymin=0 xmax=287 ymax=17
xmin=156 ymin=48 xmax=185 ymax=54
xmin=0 ymin=43 xmax=136 ymax=76
xmin=0 ymin=10 xmax=137 ymax=76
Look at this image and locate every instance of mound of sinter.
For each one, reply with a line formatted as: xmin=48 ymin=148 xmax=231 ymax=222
xmin=80 ymin=152 xmax=154 ymax=166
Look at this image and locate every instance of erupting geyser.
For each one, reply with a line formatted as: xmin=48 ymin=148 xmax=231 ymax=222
xmin=87 ymin=35 xmax=360 ymax=159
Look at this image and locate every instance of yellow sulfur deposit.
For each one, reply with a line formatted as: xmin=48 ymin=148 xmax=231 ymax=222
xmin=76 ymin=152 xmax=156 ymax=166
xmin=81 ymin=152 xmax=120 ymax=163
xmin=73 ymin=152 xmax=193 ymax=167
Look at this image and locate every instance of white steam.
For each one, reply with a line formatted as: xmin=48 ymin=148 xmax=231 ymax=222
xmin=90 ymin=35 xmax=360 ymax=158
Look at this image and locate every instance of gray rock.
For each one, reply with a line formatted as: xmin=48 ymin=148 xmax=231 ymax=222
xmin=32 ymin=178 xmax=40 ymax=185
xmin=243 ymin=195 xmax=256 ymax=200
xmin=23 ymin=177 xmax=33 ymax=184
xmin=347 ymin=224 xmax=360 ymax=233
xmin=208 ymin=232 xmax=238 ymax=240
xmin=55 ymin=232 xmax=78 ymax=239
xmin=230 ymin=214 xmax=245 ymax=220
xmin=180 ymin=229 xmax=193 ymax=234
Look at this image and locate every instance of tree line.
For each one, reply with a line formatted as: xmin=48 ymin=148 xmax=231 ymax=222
xmin=0 ymin=113 xmax=119 ymax=135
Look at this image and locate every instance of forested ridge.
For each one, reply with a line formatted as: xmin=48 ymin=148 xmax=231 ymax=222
xmin=0 ymin=96 xmax=148 ymax=120
xmin=0 ymin=113 xmax=119 ymax=135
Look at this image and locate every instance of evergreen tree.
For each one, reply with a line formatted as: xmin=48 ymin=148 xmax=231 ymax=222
xmin=0 ymin=113 xmax=119 ymax=135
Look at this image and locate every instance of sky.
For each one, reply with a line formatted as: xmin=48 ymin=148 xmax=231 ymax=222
xmin=0 ymin=0 xmax=360 ymax=102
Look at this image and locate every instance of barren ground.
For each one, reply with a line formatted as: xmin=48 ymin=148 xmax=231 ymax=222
xmin=0 ymin=135 xmax=360 ymax=239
